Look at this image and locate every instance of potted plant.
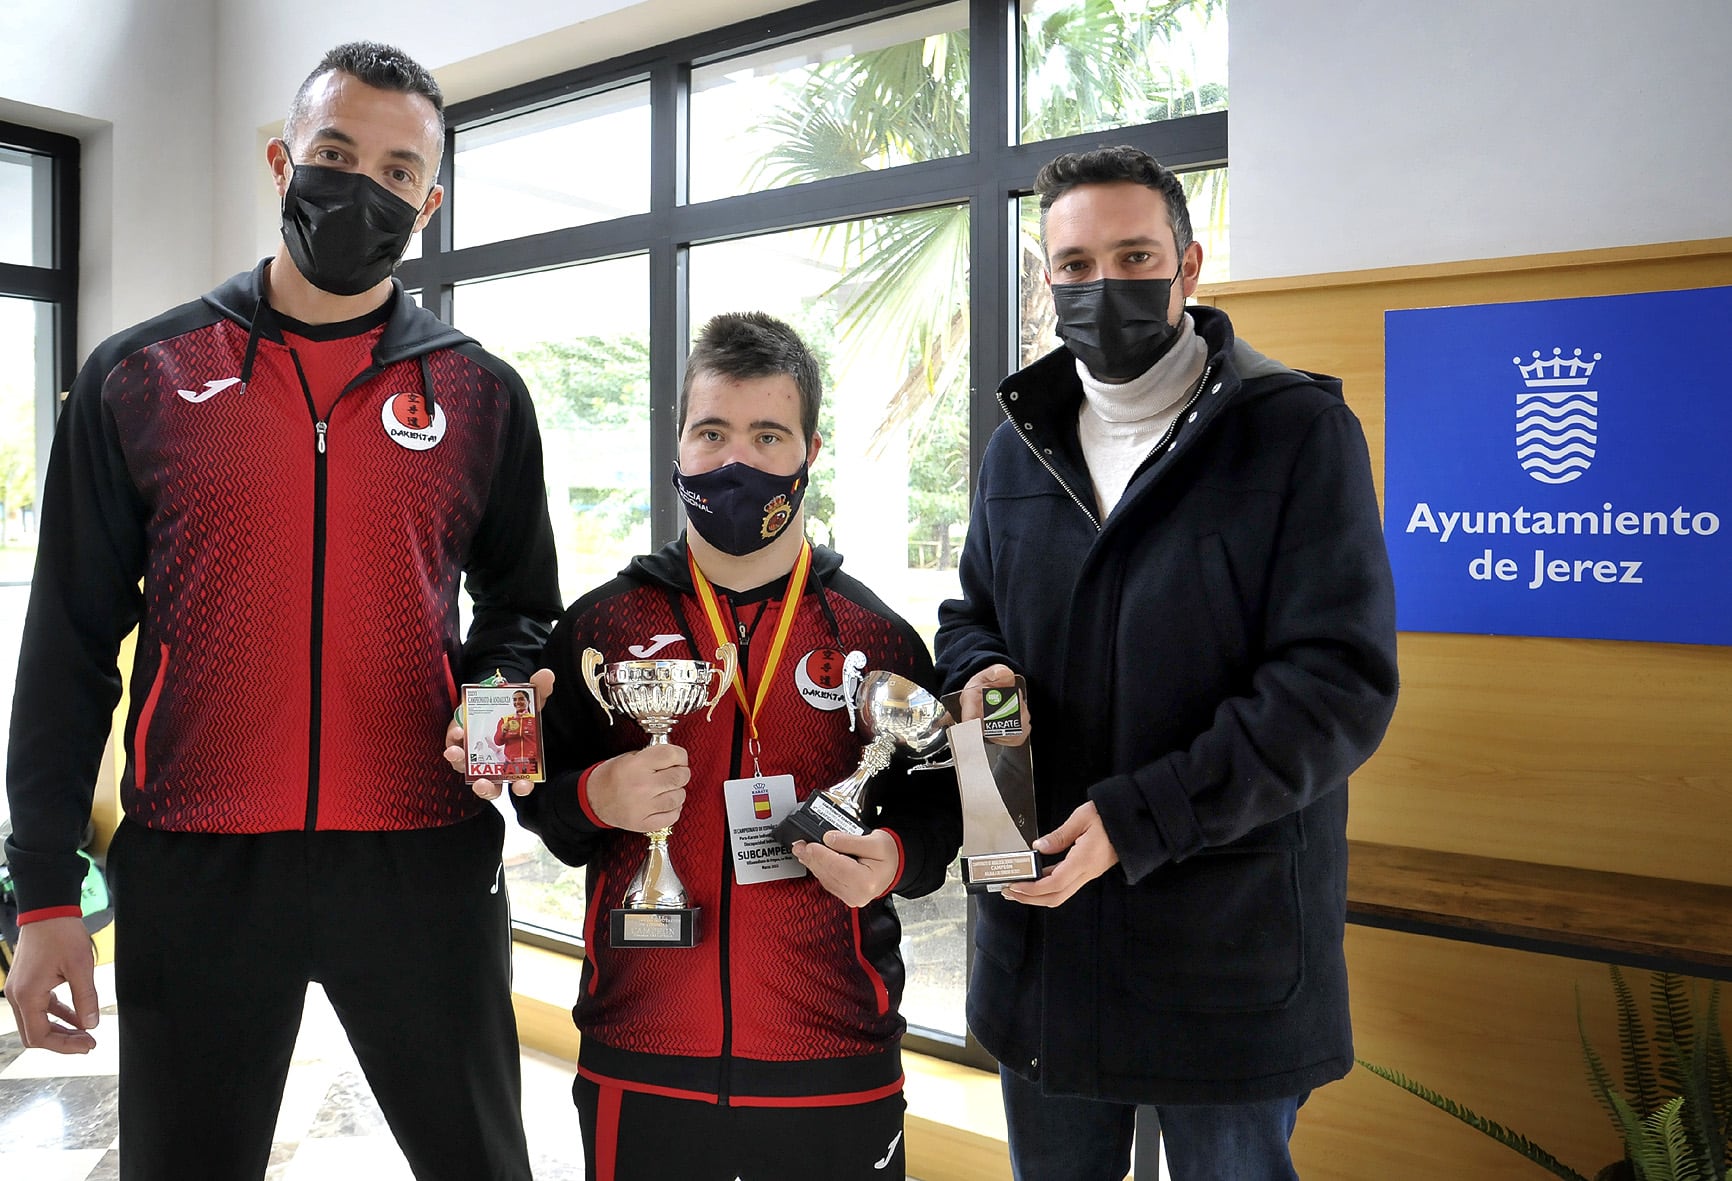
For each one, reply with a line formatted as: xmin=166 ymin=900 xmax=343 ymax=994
xmin=1358 ymin=967 xmax=1731 ymax=1181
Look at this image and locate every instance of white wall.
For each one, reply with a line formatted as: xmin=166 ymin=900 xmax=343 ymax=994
xmin=0 ymin=0 xmax=217 ymax=353
xmin=1231 ymin=0 xmax=1732 ymax=278
xmin=210 ymin=0 xmax=785 ymax=274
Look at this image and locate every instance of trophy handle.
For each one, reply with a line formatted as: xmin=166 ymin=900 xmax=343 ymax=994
xmin=704 ymin=643 xmax=738 ymax=721
xmin=581 ymin=648 xmax=615 ymax=725
xmin=842 ymin=650 xmax=868 ymax=733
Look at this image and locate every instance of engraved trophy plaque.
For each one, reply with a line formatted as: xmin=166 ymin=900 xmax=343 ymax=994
xmin=582 ymin=644 xmax=737 ymax=948
xmin=771 ymin=652 xmax=953 ymax=850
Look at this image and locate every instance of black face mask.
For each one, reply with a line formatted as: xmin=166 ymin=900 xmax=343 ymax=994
xmin=1051 ymin=262 xmax=1184 ymax=381
xmin=672 ymin=459 xmax=809 ymax=557
xmin=281 ymin=162 xmax=423 ymax=297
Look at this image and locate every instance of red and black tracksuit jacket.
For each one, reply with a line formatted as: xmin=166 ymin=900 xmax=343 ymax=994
xmin=4 ymin=261 xmax=563 ymax=920
xmin=516 ymin=539 xmax=962 ymax=1106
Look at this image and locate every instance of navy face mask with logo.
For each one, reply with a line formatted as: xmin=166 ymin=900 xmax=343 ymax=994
xmin=672 ymin=459 xmax=809 ymax=556
xmin=1050 ymin=262 xmax=1184 ymax=381
xmin=281 ymin=162 xmax=422 ymax=297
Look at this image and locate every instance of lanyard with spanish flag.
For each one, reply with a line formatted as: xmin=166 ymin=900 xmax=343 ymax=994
xmin=688 ymin=539 xmax=813 ymax=778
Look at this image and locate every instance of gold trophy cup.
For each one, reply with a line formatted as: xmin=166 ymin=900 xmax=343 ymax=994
xmin=582 ymin=643 xmax=736 ymax=948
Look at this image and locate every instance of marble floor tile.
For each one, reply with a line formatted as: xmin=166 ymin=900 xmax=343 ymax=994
xmin=0 ymin=1146 xmax=107 ymax=1181
xmin=0 ymin=1029 xmax=25 ymax=1075
xmin=0 ymin=1075 xmax=120 ymax=1150
xmin=276 ymin=1133 xmax=417 ymax=1179
xmin=304 ymin=1067 xmax=390 ymax=1140
xmin=1 ymin=1015 xmax=122 ymax=1078
xmin=81 ymin=1147 xmax=120 ymax=1180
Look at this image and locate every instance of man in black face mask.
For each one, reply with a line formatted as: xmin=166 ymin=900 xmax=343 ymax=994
xmin=4 ymin=41 xmax=558 ymax=1179
xmin=510 ymin=312 xmax=960 ymax=1181
xmin=935 ymin=146 xmax=1399 ymax=1180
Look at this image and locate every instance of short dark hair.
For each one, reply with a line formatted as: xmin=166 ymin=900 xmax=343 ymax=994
xmin=1034 ymin=144 xmax=1193 ymax=260
xmin=680 ymin=312 xmax=822 ymax=443
xmin=283 ymin=42 xmax=445 ymax=154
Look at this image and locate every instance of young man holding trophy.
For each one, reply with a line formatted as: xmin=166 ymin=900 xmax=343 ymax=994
xmin=515 ymin=312 xmax=961 ymax=1181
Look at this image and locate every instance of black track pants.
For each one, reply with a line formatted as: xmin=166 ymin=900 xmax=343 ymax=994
xmin=108 ymin=809 xmax=532 ymax=1181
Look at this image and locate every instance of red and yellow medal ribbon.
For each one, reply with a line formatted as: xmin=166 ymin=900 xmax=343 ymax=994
xmin=688 ymin=540 xmax=812 ymax=748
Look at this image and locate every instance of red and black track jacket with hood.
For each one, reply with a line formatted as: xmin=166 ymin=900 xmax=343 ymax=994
xmin=515 ymin=538 xmax=962 ymax=1106
xmin=4 ymin=261 xmax=563 ymax=920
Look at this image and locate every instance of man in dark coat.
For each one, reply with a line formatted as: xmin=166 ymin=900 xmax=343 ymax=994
xmin=935 ymin=145 xmax=1399 ymax=1180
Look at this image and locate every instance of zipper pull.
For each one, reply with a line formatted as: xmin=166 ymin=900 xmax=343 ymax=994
xmin=315 ymin=421 xmax=328 ymax=455
xmin=737 ymin=621 xmax=748 ymax=644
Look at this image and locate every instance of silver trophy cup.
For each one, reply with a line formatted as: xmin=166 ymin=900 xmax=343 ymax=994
xmin=582 ymin=643 xmax=737 ymax=948
xmin=772 ymin=653 xmax=952 ymax=849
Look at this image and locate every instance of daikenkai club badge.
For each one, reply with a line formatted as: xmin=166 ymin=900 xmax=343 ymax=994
xmin=794 ymin=647 xmax=849 ymax=711
xmin=381 ymin=390 xmax=448 ymax=451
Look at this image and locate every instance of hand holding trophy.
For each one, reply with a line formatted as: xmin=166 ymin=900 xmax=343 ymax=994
xmin=582 ymin=643 xmax=737 ymax=948
xmin=772 ymin=651 xmax=952 ymax=850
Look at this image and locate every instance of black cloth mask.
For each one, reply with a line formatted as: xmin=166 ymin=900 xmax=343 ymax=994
xmin=673 ymin=459 xmax=809 ymax=557
xmin=1050 ymin=262 xmax=1184 ymax=381
xmin=281 ymin=162 xmax=423 ymax=297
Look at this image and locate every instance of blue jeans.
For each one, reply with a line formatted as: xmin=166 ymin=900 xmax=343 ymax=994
xmin=1000 ymin=1066 xmax=1307 ymax=1181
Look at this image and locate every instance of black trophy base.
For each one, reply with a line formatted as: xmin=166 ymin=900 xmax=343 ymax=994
xmin=772 ymin=794 xmax=869 ymax=851
xmin=610 ymin=905 xmax=700 ymax=948
xmin=962 ymin=850 xmax=1041 ymax=894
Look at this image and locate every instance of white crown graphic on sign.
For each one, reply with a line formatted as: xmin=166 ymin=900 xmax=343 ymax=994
xmin=1514 ymin=348 xmax=1600 ymax=485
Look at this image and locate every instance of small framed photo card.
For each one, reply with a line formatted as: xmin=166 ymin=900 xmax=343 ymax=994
xmin=462 ymin=682 xmax=545 ymax=784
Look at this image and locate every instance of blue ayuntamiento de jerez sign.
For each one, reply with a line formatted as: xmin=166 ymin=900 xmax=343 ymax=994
xmin=1384 ymin=286 xmax=1731 ymax=646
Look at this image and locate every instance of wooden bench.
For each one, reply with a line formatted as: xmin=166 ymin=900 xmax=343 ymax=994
xmin=1345 ymin=840 xmax=1732 ymax=981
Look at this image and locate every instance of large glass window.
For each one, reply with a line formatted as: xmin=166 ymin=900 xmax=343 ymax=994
xmin=0 ymin=147 xmax=53 ymax=267
xmin=0 ymin=297 xmax=53 ymax=827
xmin=400 ymin=0 xmax=1227 ymax=1065
xmin=453 ymin=257 xmax=650 ymax=940
xmin=454 ymin=258 xmax=652 ymax=602
xmin=454 ymin=83 xmax=653 ymax=250
xmin=0 ymin=122 xmax=77 ymax=828
xmin=1021 ymin=0 xmax=1228 ymax=142
xmin=689 ymin=3 xmax=970 ymax=203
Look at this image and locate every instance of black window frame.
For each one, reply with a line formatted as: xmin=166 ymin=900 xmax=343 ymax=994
xmin=403 ymin=0 xmax=1227 ymax=1068
xmin=0 ymin=119 xmax=79 ymax=537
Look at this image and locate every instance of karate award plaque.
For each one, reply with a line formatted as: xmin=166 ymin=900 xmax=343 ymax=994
xmin=462 ymin=679 xmax=545 ymax=784
xmin=943 ymin=677 xmax=1041 ymax=893
xmin=772 ymin=653 xmax=953 ymax=850
xmin=583 ymin=644 xmax=737 ymax=949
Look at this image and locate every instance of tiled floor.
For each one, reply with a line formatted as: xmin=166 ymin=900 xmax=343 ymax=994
xmin=0 ymin=963 xmax=584 ymax=1180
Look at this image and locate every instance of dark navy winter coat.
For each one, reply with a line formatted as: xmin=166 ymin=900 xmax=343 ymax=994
xmin=935 ymin=305 xmax=1399 ymax=1104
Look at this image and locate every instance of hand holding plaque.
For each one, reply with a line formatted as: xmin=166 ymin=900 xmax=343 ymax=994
xmin=772 ymin=653 xmax=952 ymax=850
xmin=582 ymin=643 xmax=736 ymax=948
xmin=944 ymin=673 xmax=1042 ymax=893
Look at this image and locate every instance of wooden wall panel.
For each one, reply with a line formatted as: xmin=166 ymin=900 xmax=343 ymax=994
xmin=1293 ymin=926 xmax=1728 ymax=1180
xmin=1197 ymin=239 xmax=1732 ymax=886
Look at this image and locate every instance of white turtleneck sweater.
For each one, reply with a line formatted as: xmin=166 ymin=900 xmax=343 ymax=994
xmin=1076 ymin=311 xmax=1208 ymax=517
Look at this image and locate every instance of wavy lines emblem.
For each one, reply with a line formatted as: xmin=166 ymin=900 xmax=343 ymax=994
xmin=1514 ymin=347 xmax=1601 ymax=484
